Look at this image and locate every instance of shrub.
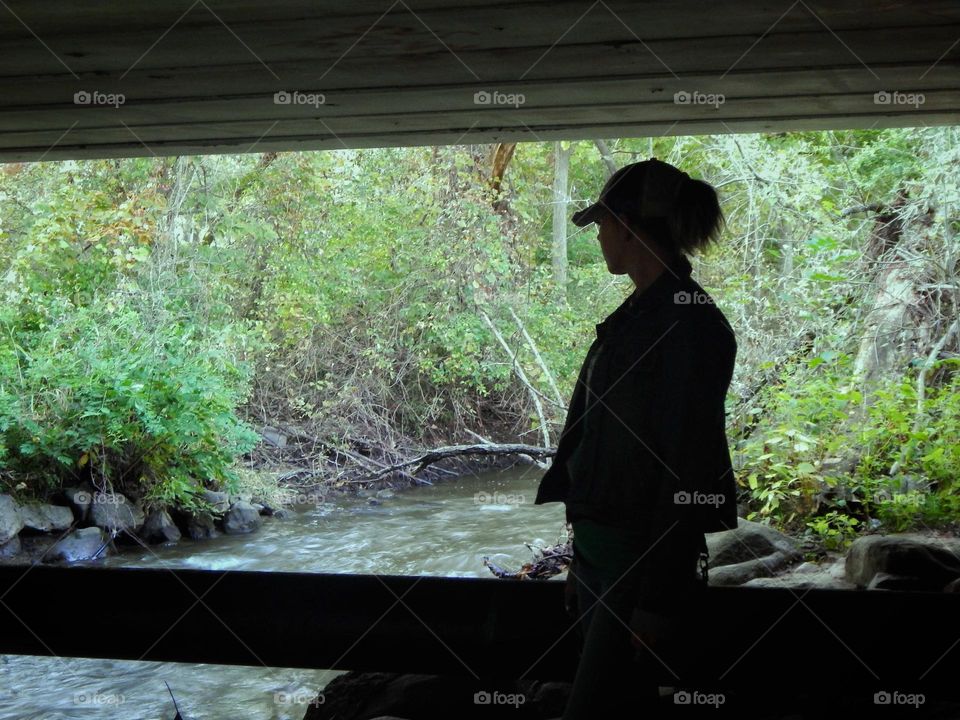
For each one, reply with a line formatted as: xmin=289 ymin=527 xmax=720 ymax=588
xmin=0 ymin=293 xmax=259 ymax=509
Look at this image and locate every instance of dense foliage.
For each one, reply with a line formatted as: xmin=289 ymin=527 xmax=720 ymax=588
xmin=0 ymin=127 xmax=956 ymax=545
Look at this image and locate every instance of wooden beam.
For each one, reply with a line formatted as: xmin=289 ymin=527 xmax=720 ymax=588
xmin=0 ymin=565 xmax=958 ymax=691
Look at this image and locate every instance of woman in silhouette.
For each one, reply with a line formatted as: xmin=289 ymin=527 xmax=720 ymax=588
xmin=534 ymin=158 xmax=738 ymax=717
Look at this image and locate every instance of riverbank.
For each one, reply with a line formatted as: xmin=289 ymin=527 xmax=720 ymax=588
xmin=2 ymin=466 xmax=959 ymax=719
xmin=0 ymin=439 xmax=536 ymax=568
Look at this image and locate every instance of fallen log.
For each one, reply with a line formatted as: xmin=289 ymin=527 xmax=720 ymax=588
xmin=358 ymin=443 xmax=556 ymax=482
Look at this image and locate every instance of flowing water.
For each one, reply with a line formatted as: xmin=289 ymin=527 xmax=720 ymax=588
xmin=0 ymin=465 xmax=565 ymax=720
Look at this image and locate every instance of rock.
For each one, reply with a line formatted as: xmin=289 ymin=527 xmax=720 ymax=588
xmin=867 ymin=572 xmax=923 ymax=591
xmin=19 ymin=503 xmax=75 ymax=533
xmin=201 ymin=489 xmax=231 ymax=514
xmin=140 ymin=509 xmax=181 ymax=544
xmin=186 ymin=512 xmax=220 ymax=540
xmin=844 ymin=534 xmax=960 ymax=589
xmin=707 ymin=552 xmax=797 ymax=586
xmin=0 ymin=536 xmax=21 ymax=558
xmin=744 ymin=573 xmax=856 ymax=590
xmin=702 ymin=517 xmax=803 ymax=586
xmin=793 ymin=561 xmax=821 ymax=574
xmin=258 ymin=501 xmax=278 ymax=516
xmin=0 ymin=495 xmax=23 ymax=544
xmin=367 ymin=497 xmax=382 ymax=506
xmin=90 ymin=492 xmax=145 ymax=533
xmin=251 ymin=503 xmax=265 ymax=514
xmin=827 ymin=558 xmax=847 ymax=579
xmin=376 ymin=489 xmax=395 ymax=500
xmin=740 ymin=554 xmax=856 ymax=590
xmin=49 ymin=527 xmax=111 ymax=562
xmin=705 ymin=517 xmax=802 ymax=568
xmin=63 ymin=484 xmax=95 ymax=524
xmin=272 ymin=508 xmax=291 ymax=520
xmin=223 ymin=501 xmax=262 ymax=535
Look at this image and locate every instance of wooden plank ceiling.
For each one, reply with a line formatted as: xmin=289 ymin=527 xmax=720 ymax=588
xmin=0 ymin=0 xmax=957 ymax=161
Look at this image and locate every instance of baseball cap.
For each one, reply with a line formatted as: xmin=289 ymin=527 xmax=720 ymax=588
xmin=571 ymin=158 xmax=689 ymax=227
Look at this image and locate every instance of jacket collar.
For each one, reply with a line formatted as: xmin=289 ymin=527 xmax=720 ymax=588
xmin=613 ymin=252 xmax=692 ymax=315
xmin=595 ymin=253 xmax=692 ymax=339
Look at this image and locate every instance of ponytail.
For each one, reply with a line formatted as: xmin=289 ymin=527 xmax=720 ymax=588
xmin=667 ymin=176 xmax=725 ymax=254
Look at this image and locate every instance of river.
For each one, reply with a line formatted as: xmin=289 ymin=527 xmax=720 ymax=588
xmin=0 ymin=465 xmax=565 ymax=720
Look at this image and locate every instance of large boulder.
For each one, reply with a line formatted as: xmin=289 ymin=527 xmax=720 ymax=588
xmin=708 ymin=554 xmax=799 ymax=586
xmin=866 ymin=572 xmax=924 ymax=591
xmin=90 ymin=492 xmax=145 ymax=533
xmin=140 ymin=509 xmax=181 ymax=544
xmin=706 ymin=517 xmax=802 ymax=568
xmin=844 ymin=534 xmax=960 ymax=590
xmin=186 ymin=511 xmax=220 ymax=540
xmin=743 ymin=557 xmax=856 ymax=590
xmin=0 ymin=536 xmax=21 ymax=559
xmin=223 ymin=501 xmax=262 ymax=535
xmin=0 ymin=495 xmax=23 ymax=544
xmin=49 ymin=527 xmax=111 ymax=562
xmin=0 ymin=495 xmax=24 ymax=544
xmin=19 ymin=503 xmax=75 ymax=533
xmin=704 ymin=517 xmax=802 ymax=586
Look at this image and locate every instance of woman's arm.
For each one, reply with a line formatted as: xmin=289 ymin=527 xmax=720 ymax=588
xmin=647 ymin=309 xmax=736 ymax=533
xmin=636 ymin=309 xmax=736 ymax=612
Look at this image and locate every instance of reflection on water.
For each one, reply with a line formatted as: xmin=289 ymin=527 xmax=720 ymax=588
xmin=1 ymin=465 xmax=564 ymax=719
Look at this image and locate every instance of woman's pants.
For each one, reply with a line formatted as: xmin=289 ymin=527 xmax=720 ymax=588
xmin=562 ymin=518 xmax=703 ymax=719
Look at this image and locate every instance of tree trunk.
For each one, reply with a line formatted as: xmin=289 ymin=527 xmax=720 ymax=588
xmin=552 ymin=141 xmax=572 ymax=300
xmin=488 ymin=142 xmax=516 ymax=211
xmin=850 ymin=192 xmax=933 ymax=389
xmin=594 ymin=139 xmax=617 ymax=178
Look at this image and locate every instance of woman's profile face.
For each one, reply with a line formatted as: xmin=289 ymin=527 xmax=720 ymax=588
xmin=597 ymin=212 xmax=628 ymax=275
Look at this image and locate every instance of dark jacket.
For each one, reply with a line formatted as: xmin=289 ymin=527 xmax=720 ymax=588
xmin=534 ymin=253 xmax=738 ymax=536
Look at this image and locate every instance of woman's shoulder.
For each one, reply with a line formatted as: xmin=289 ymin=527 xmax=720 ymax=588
xmin=670 ymin=278 xmax=734 ymax=330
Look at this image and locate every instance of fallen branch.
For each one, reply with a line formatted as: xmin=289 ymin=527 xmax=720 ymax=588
xmin=336 ymin=444 xmax=430 ymax=486
xmin=357 ymin=442 xmax=556 ymax=482
xmin=464 ymin=429 xmax=548 ymax=469
xmin=483 ymin=540 xmax=572 ymax=580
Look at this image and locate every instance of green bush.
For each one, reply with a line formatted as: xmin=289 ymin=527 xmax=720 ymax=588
xmin=0 ymin=294 xmax=260 ymax=510
xmin=806 ymin=510 xmax=860 ymax=550
xmin=740 ymin=354 xmax=960 ymax=534
xmin=739 ymin=351 xmax=860 ymax=524
xmin=857 ymin=359 xmax=960 ymax=529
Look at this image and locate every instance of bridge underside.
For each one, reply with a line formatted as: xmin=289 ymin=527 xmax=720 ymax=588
xmin=0 ymin=0 xmax=957 ymax=161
